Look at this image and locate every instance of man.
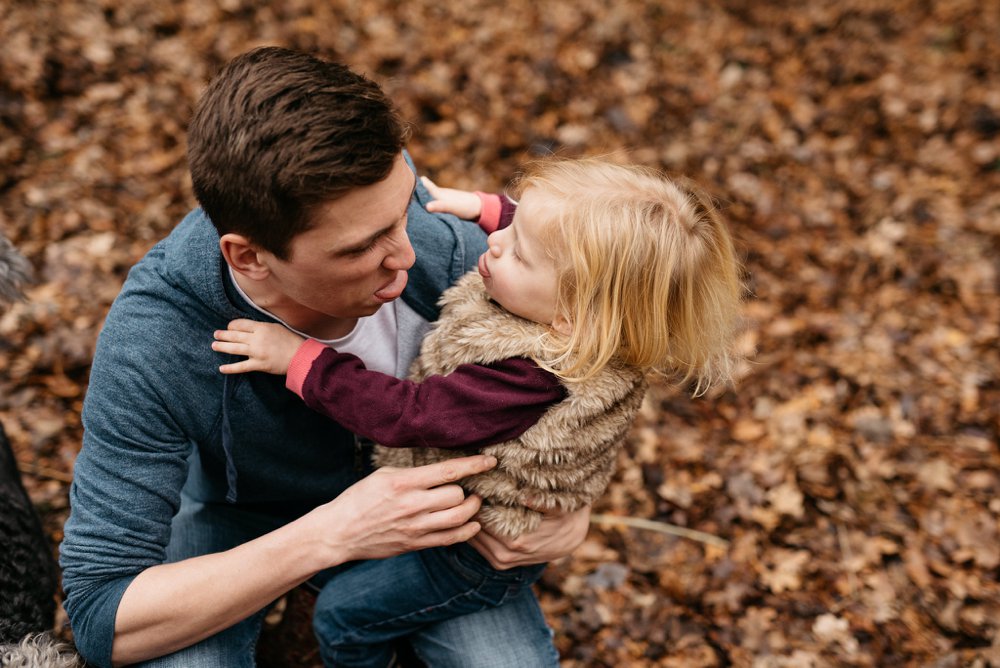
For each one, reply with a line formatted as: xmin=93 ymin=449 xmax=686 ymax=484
xmin=60 ymin=47 xmax=587 ymax=667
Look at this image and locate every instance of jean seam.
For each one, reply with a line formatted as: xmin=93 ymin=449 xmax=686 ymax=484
xmin=406 ymin=592 xmax=559 ymax=668
xmin=434 ymin=546 xmax=489 ymax=584
xmin=442 ymin=548 xmax=540 ymax=587
xmin=445 ymin=544 xmax=546 ymax=587
xmin=332 ymin=583 xmax=504 ymax=645
xmin=247 ymin=607 xmax=267 ymax=664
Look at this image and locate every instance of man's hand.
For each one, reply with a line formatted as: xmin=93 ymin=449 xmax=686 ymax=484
xmin=212 ymin=319 xmax=305 ymax=375
xmin=110 ymin=456 xmax=497 ymax=666
xmin=468 ymin=504 xmax=591 ymax=570
xmin=312 ymin=455 xmax=498 ymax=565
xmin=422 ymin=176 xmax=483 ymax=221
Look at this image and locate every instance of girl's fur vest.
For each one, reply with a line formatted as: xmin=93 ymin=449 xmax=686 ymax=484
xmin=375 ymin=272 xmax=647 ymax=538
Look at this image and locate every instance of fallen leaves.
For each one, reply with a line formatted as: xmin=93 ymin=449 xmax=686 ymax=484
xmin=2 ymin=0 xmax=999 ymax=665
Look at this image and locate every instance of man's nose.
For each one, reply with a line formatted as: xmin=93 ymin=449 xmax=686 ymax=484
xmin=383 ymin=231 xmax=416 ymax=271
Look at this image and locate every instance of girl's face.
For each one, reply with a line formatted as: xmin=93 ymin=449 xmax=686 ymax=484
xmin=477 ymin=188 xmax=570 ymax=333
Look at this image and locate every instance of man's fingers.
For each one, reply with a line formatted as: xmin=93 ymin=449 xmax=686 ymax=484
xmin=406 ymin=455 xmax=497 ymax=489
xmin=418 ymin=484 xmax=474 ymax=513
xmin=419 ymin=493 xmax=482 ymax=530
xmin=467 ymin=532 xmax=520 ymax=570
xmin=412 ymin=521 xmax=483 ymax=551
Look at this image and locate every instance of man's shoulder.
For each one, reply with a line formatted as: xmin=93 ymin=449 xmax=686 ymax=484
xmin=119 ymin=208 xmax=216 ymax=291
xmin=97 ymin=208 xmax=231 ymax=369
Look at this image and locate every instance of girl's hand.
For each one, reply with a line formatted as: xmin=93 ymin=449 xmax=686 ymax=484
xmin=212 ymin=319 xmax=305 ymax=375
xmin=422 ymin=176 xmax=483 ymax=221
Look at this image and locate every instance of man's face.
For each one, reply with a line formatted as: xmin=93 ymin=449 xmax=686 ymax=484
xmin=257 ymin=153 xmax=417 ymax=322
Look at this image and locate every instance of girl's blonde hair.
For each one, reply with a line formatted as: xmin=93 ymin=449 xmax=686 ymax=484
xmin=515 ymin=159 xmax=744 ymax=391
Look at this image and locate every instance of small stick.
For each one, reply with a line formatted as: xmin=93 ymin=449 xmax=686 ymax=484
xmin=590 ymin=513 xmax=730 ymax=548
xmin=837 ymin=524 xmax=858 ymax=597
xmin=16 ymin=459 xmax=74 ymax=484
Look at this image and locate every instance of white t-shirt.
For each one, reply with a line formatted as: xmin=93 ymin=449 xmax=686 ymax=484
xmin=228 ymin=267 xmax=399 ymax=376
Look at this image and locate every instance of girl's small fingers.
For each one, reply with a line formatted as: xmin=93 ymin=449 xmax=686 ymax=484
xmin=223 ymin=329 xmax=258 ymax=345
xmin=421 ymin=176 xmax=441 ymax=196
xmin=227 ymin=319 xmax=257 ymax=332
xmin=212 ymin=341 xmax=246 ymax=355
xmin=213 ymin=330 xmax=244 ymax=343
xmin=219 ymin=360 xmax=254 ymax=374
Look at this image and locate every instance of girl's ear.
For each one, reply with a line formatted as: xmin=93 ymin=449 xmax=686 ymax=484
xmin=551 ymin=312 xmax=573 ymax=336
xmin=220 ymin=233 xmax=270 ymax=281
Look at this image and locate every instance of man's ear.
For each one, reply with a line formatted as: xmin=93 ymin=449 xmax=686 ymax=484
xmin=552 ymin=312 xmax=573 ymax=337
xmin=220 ymin=233 xmax=270 ymax=280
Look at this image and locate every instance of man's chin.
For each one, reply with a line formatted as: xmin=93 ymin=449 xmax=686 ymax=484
xmin=349 ymin=302 xmax=385 ymax=318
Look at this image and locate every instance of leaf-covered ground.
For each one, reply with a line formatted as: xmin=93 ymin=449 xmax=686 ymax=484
xmin=2 ymin=1 xmax=998 ymax=665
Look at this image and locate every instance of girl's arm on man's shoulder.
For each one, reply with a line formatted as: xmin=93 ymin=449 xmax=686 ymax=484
xmin=288 ymin=339 xmax=565 ymax=449
xmin=473 ymin=192 xmax=516 ymax=233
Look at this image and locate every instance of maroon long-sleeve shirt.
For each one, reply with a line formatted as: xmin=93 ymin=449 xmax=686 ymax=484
xmin=284 ymin=192 xmax=565 ymax=450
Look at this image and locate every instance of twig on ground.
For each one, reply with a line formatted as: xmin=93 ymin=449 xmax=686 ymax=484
xmin=833 ymin=523 xmax=859 ymax=612
xmin=16 ymin=459 xmax=74 ymax=484
xmin=590 ymin=513 xmax=730 ymax=548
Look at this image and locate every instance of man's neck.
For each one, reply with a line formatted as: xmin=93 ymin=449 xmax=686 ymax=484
xmin=229 ymin=268 xmax=358 ymax=340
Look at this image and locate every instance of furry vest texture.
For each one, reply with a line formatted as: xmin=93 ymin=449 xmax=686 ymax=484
xmin=375 ymin=272 xmax=648 ymax=538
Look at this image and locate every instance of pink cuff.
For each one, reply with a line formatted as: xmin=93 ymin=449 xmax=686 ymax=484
xmin=475 ymin=192 xmax=503 ymax=234
xmin=286 ymin=338 xmax=327 ymax=397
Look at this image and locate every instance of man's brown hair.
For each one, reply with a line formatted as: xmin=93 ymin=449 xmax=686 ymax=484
xmin=187 ymin=47 xmax=409 ymax=258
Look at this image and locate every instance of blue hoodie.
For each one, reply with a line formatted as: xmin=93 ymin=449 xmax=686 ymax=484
xmin=58 ymin=166 xmax=487 ymax=667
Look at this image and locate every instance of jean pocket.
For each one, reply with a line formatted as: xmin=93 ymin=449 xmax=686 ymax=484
xmin=441 ymin=545 xmax=547 ymax=607
xmin=437 ymin=543 xmax=494 ymax=584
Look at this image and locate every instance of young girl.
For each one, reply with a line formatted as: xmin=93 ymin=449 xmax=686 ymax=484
xmin=213 ymin=158 xmax=743 ymax=667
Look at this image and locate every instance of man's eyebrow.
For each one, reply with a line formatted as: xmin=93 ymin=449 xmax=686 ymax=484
xmin=336 ymin=176 xmax=417 ymax=255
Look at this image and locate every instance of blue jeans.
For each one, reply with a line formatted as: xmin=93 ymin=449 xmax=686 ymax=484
xmin=312 ymin=544 xmax=550 ymax=667
xmin=134 ymin=494 xmax=558 ymax=667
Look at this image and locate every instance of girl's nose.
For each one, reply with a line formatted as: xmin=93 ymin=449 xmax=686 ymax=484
xmin=486 ymin=231 xmax=504 ymax=256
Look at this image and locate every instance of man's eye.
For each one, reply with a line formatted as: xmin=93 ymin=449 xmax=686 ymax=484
xmin=348 ymin=243 xmax=376 ymax=257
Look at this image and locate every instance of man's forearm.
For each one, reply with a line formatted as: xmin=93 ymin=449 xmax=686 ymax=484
xmin=109 ymin=456 xmax=495 ymax=666
xmin=111 ymin=511 xmax=335 ymax=665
